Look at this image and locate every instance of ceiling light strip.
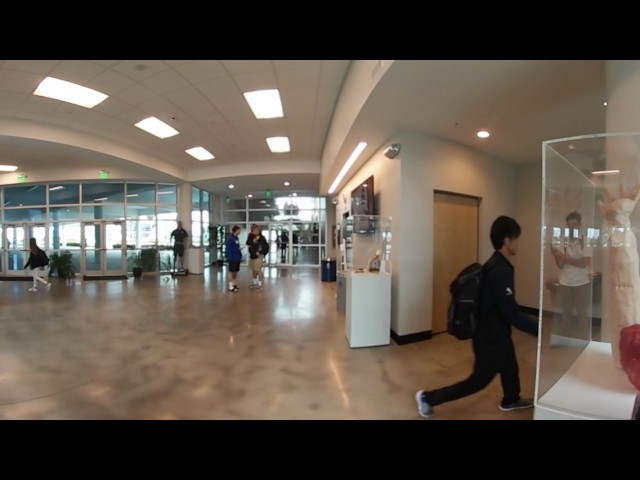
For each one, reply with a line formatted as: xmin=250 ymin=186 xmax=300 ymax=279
xmin=328 ymin=142 xmax=368 ymax=194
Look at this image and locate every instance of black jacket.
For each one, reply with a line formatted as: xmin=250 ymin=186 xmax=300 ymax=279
xmin=476 ymin=251 xmax=538 ymax=340
xmin=246 ymin=233 xmax=269 ymax=259
xmin=24 ymin=248 xmax=48 ymax=269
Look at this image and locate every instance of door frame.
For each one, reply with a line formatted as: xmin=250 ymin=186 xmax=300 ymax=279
xmin=81 ymin=220 xmax=126 ymax=277
xmin=432 ymin=191 xmax=480 ymax=334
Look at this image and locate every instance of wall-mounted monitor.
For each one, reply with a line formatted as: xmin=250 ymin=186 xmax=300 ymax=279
xmin=351 ymin=175 xmax=374 ymax=216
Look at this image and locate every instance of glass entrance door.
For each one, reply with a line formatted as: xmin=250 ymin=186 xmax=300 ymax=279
xmin=4 ymin=223 xmax=46 ymax=274
xmin=264 ymin=222 xmax=291 ymax=266
xmin=82 ymin=221 xmax=126 ymax=276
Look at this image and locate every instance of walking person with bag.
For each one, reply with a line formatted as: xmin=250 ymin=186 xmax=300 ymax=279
xmin=24 ymin=237 xmax=52 ymax=292
xmin=415 ymin=216 xmax=539 ymax=418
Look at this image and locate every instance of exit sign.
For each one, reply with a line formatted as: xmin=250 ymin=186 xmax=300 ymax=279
xmin=100 ymin=170 xmax=109 ymax=179
xmin=265 ymin=189 xmax=272 ymax=198
xmin=17 ymin=174 xmax=27 ymax=183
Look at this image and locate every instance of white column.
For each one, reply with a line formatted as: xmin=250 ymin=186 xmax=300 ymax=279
xmin=178 ymin=182 xmax=192 ymax=269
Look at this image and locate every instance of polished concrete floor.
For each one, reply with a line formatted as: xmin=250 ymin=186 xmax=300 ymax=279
xmin=0 ymin=266 xmax=537 ymax=420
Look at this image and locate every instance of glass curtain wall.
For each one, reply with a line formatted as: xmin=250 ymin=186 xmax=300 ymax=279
xmin=0 ymin=182 xmax=180 ymax=276
xmin=191 ymin=187 xmax=211 ymax=266
xmin=218 ymin=194 xmax=327 ymax=267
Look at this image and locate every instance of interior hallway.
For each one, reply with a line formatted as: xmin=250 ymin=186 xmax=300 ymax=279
xmin=0 ymin=267 xmax=537 ymax=420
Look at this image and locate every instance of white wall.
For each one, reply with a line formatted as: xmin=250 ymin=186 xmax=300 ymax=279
xmin=336 ymin=131 xmax=525 ymax=338
xmin=514 ymin=161 xmax=543 ymax=310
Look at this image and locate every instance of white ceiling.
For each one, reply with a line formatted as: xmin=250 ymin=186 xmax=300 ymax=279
xmin=0 ymin=60 xmax=607 ymax=199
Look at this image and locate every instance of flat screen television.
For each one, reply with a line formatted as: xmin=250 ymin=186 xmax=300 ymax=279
xmin=350 ymin=175 xmax=374 ymax=216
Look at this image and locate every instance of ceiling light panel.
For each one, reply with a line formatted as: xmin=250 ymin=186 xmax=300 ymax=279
xmin=134 ymin=116 xmax=180 ymax=139
xmin=266 ymin=136 xmax=290 ymax=153
xmin=243 ymin=89 xmax=284 ymax=119
xmin=186 ymin=147 xmax=215 ymax=161
xmin=33 ymin=76 xmax=109 ymax=109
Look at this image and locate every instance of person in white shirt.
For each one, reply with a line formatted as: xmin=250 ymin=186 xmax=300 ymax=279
xmin=550 ymin=211 xmax=592 ymax=326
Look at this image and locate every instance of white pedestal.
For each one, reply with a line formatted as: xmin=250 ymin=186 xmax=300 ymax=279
xmin=188 ymin=247 xmax=204 ymax=274
xmin=345 ymin=272 xmax=391 ymax=348
xmin=535 ymin=341 xmax=639 ymax=420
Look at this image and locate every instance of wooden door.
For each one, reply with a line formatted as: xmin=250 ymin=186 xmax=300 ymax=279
xmin=431 ymin=192 xmax=479 ymax=334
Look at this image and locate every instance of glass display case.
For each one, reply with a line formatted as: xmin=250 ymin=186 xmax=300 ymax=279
xmin=535 ymin=132 xmax=640 ymax=419
xmin=340 ymin=215 xmax=392 ymax=274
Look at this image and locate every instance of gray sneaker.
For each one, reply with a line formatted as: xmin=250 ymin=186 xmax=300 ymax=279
xmin=499 ymin=399 xmax=533 ymax=412
xmin=415 ymin=390 xmax=434 ymax=418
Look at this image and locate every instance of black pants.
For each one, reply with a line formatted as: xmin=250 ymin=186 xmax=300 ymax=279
xmin=425 ymin=333 xmax=521 ymax=407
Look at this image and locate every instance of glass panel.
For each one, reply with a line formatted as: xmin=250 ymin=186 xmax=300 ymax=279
xmin=533 ymin=132 xmax=640 ymax=420
xmin=192 ymin=187 xmax=202 ymax=209
xmin=295 ymin=246 xmax=319 ymax=266
xmin=48 ymin=222 xmax=82 ymax=250
xmin=48 ymin=183 xmax=80 ymax=205
xmin=105 ymin=223 xmax=125 ymax=271
xmin=202 ymin=191 xmax=210 ymax=210
xmin=81 ymin=205 xmax=125 ymax=220
xmin=157 ymin=184 xmax=177 ymax=204
xmin=221 ymin=210 xmax=247 ymax=223
xmin=82 ymin=183 xmax=125 ymax=204
xmin=4 ymin=185 xmax=46 ymax=206
xmin=126 ymin=204 xmax=156 ymax=219
xmin=83 ymin=223 xmax=101 ymax=273
xmin=191 ymin=210 xmax=201 ymax=247
xmin=156 ymin=220 xmax=176 ymax=250
xmin=49 ymin=206 xmax=80 ymax=221
xmin=6 ymin=225 xmax=26 ymax=271
xmin=4 ymin=207 xmax=47 ymax=222
xmin=126 ymin=183 xmax=156 ymax=203
xmin=125 ymin=219 xmax=157 ymax=248
xmin=157 ymin=206 xmax=177 ymax=219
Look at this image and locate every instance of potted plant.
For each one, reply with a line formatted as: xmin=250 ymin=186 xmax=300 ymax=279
xmin=48 ymin=250 xmax=76 ymax=279
xmin=128 ymin=247 xmax=159 ymax=278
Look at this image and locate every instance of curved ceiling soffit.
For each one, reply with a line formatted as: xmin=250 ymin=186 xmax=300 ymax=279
xmin=0 ymin=118 xmax=186 ymax=180
xmin=320 ymin=60 xmax=396 ymax=194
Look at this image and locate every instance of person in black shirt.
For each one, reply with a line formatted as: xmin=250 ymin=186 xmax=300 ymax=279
xmin=415 ymin=215 xmax=539 ymax=418
xmin=170 ymin=221 xmax=189 ymax=271
xmin=246 ymin=224 xmax=269 ymax=288
xmin=24 ymin=237 xmax=52 ymax=292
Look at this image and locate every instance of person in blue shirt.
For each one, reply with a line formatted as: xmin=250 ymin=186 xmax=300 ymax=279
xmin=415 ymin=215 xmax=539 ymax=418
xmin=225 ymin=225 xmax=243 ymax=292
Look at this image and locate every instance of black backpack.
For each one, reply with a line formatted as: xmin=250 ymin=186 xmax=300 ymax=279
xmin=447 ymin=262 xmax=484 ymax=340
xmin=40 ymin=250 xmax=50 ymax=267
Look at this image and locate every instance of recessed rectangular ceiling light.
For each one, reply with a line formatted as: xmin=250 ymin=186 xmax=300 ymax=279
xmin=186 ymin=147 xmax=215 ymax=161
xmin=243 ymin=89 xmax=284 ymax=119
xmin=134 ymin=116 xmax=180 ymax=139
xmin=266 ymin=136 xmax=290 ymax=153
xmin=592 ymin=169 xmax=621 ymax=175
xmin=33 ymin=76 xmax=109 ymax=109
xmin=0 ymin=165 xmax=18 ymax=172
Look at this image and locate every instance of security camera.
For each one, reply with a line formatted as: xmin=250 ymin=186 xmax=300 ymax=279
xmin=384 ymin=143 xmax=400 ymax=159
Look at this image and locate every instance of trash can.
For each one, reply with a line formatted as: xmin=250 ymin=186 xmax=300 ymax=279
xmin=321 ymin=258 xmax=337 ymax=282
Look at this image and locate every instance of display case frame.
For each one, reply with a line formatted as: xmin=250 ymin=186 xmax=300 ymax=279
xmin=339 ymin=215 xmax=392 ymax=274
xmin=535 ymin=132 xmax=640 ymax=420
